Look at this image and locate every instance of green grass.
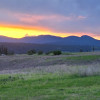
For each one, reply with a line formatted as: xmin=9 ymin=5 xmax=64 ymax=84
xmin=65 ymin=55 xmax=100 ymax=61
xmin=0 ymin=74 xmax=100 ymax=100
xmin=62 ymin=52 xmax=74 ymax=55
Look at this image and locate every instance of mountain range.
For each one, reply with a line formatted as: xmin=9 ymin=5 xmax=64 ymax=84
xmin=0 ymin=35 xmax=100 ymax=53
xmin=0 ymin=35 xmax=100 ymax=46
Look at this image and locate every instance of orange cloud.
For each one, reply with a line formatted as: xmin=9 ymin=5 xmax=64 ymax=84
xmin=13 ymin=13 xmax=87 ymax=26
xmin=77 ymin=16 xmax=87 ymax=20
xmin=0 ymin=24 xmax=49 ymax=31
xmin=14 ymin=13 xmax=72 ymax=24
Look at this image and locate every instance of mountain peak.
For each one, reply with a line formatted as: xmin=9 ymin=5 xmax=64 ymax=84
xmin=81 ymin=35 xmax=93 ymax=38
xmin=81 ymin=35 xmax=96 ymax=40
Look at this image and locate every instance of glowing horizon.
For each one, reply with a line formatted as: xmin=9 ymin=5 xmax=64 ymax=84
xmin=0 ymin=24 xmax=100 ymax=40
xmin=0 ymin=25 xmax=100 ymax=40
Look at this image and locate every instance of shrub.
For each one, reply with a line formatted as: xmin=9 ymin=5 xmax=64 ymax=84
xmin=45 ymin=52 xmax=49 ymax=55
xmin=53 ymin=50 xmax=62 ymax=55
xmin=80 ymin=49 xmax=83 ymax=52
xmin=0 ymin=46 xmax=8 ymax=55
xmin=8 ymin=51 xmax=14 ymax=55
xmin=92 ymin=46 xmax=95 ymax=52
xmin=27 ymin=49 xmax=36 ymax=55
xmin=45 ymin=51 xmax=52 ymax=55
xmin=38 ymin=51 xmax=43 ymax=55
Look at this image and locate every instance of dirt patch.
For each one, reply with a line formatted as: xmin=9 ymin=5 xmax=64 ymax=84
xmin=0 ymin=52 xmax=100 ymax=71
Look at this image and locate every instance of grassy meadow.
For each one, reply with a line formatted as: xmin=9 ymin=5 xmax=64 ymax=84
xmin=0 ymin=52 xmax=100 ymax=100
xmin=0 ymin=74 xmax=100 ymax=100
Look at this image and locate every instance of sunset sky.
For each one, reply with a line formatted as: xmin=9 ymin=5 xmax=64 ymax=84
xmin=0 ymin=0 xmax=100 ymax=39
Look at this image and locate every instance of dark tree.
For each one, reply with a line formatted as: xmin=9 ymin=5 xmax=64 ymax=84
xmin=27 ymin=49 xmax=36 ymax=55
xmin=92 ymin=46 xmax=95 ymax=52
xmin=53 ymin=50 xmax=62 ymax=55
xmin=0 ymin=46 xmax=8 ymax=55
xmin=38 ymin=51 xmax=43 ymax=55
xmin=45 ymin=52 xmax=50 ymax=55
xmin=80 ymin=49 xmax=83 ymax=52
xmin=8 ymin=51 xmax=14 ymax=55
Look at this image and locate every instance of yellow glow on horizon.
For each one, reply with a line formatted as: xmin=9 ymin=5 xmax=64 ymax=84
xmin=0 ymin=24 xmax=74 ymax=38
xmin=0 ymin=25 xmax=52 ymax=38
xmin=0 ymin=24 xmax=100 ymax=40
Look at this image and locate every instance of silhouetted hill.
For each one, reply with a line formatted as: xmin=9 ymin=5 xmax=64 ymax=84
xmin=0 ymin=35 xmax=100 ymax=53
xmin=51 ymin=35 xmax=100 ymax=46
xmin=0 ymin=35 xmax=100 ymax=46
xmin=20 ymin=35 xmax=62 ymax=43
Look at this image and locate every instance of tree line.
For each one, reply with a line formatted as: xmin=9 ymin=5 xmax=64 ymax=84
xmin=27 ymin=49 xmax=62 ymax=55
xmin=0 ymin=45 xmax=96 ymax=56
xmin=0 ymin=46 xmax=14 ymax=55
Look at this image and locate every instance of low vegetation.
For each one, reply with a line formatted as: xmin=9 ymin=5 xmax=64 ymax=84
xmin=0 ymin=52 xmax=100 ymax=100
xmin=0 ymin=46 xmax=14 ymax=55
xmin=27 ymin=49 xmax=36 ymax=55
xmin=38 ymin=51 xmax=43 ymax=55
xmin=0 ymin=46 xmax=8 ymax=55
xmin=65 ymin=55 xmax=100 ymax=61
xmin=27 ymin=49 xmax=62 ymax=55
xmin=0 ymin=74 xmax=100 ymax=100
xmin=52 ymin=50 xmax=62 ymax=55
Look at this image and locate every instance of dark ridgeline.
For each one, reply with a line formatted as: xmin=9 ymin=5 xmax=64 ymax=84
xmin=0 ymin=35 xmax=100 ymax=46
xmin=0 ymin=35 xmax=100 ymax=54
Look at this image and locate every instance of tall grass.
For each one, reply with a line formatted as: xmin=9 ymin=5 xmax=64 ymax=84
xmin=17 ymin=63 xmax=100 ymax=77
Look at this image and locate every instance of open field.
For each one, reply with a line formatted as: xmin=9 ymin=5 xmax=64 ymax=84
xmin=0 ymin=51 xmax=100 ymax=72
xmin=0 ymin=52 xmax=100 ymax=100
xmin=0 ymin=74 xmax=100 ymax=100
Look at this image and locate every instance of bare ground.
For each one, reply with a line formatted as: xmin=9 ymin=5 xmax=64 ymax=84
xmin=0 ymin=51 xmax=100 ymax=74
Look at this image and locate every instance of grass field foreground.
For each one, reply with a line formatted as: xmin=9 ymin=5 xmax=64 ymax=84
xmin=0 ymin=53 xmax=100 ymax=100
xmin=0 ymin=73 xmax=100 ymax=100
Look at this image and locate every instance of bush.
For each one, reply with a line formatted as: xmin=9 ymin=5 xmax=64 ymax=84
xmin=38 ymin=51 xmax=43 ymax=55
xmin=80 ymin=49 xmax=83 ymax=52
xmin=53 ymin=50 xmax=62 ymax=55
xmin=8 ymin=51 xmax=14 ymax=55
xmin=27 ymin=49 xmax=36 ymax=55
xmin=0 ymin=46 xmax=8 ymax=55
xmin=45 ymin=51 xmax=52 ymax=55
